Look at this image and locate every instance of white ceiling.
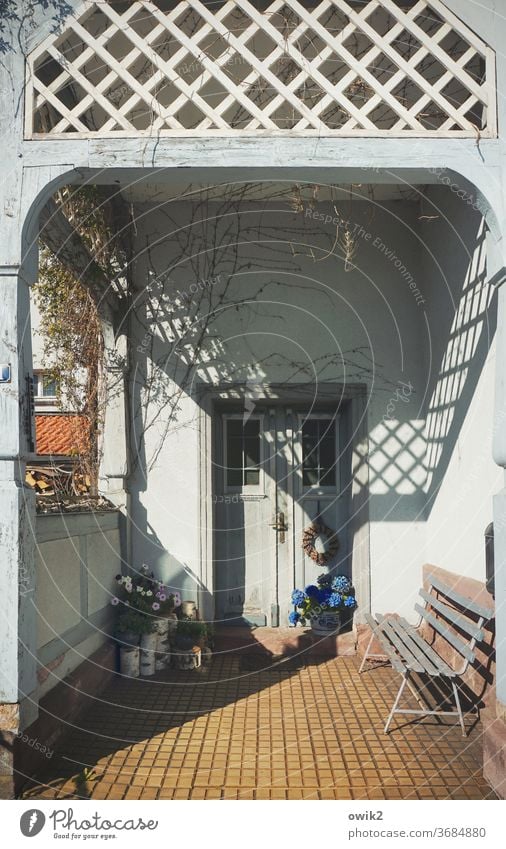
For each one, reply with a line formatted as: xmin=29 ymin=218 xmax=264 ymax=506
xmin=118 ymin=179 xmax=424 ymax=204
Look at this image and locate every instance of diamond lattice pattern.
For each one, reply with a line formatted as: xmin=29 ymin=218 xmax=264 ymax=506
xmin=26 ymin=0 xmax=495 ymax=137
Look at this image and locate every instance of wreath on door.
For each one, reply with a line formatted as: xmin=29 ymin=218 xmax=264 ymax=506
xmin=302 ymin=521 xmax=339 ymax=566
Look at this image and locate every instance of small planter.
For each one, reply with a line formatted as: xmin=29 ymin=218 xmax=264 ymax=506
xmin=310 ymin=611 xmax=342 ymax=635
xmin=173 ymin=647 xmax=202 ymax=670
xmin=175 ymin=635 xmax=195 ymax=650
xmin=120 ymin=646 xmax=140 ymax=678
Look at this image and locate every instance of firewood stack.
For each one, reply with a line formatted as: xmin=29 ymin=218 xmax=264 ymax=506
xmin=25 ymin=464 xmax=91 ymax=498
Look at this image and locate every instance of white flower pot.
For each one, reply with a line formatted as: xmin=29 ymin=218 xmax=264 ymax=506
xmin=310 ymin=611 xmax=342 ymax=635
xmin=155 ymin=620 xmax=171 ymax=670
xmin=120 ymin=646 xmax=140 ymax=678
xmin=140 ymin=632 xmax=157 ymax=676
xmin=167 ymin=613 xmax=178 ymax=635
xmin=173 ymin=647 xmax=202 ymax=670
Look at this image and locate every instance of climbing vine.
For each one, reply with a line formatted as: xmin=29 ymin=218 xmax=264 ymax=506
xmin=35 ymin=185 xmax=130 ymax=494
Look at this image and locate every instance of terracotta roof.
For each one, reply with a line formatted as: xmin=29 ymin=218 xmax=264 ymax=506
xmin=35 ymin=414 xmax=90 ymax=457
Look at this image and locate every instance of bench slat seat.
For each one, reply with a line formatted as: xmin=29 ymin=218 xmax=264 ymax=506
xmin=363 ymin=613 xmax=414 ymax=675
xmin=359 ymin=575 xmax=494 ymax=736
xmin=376 ymin=615 xmax=425 ymax=674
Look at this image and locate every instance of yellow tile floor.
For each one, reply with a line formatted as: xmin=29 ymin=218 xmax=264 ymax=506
xmin=22 ymin=656 xmax=494 ymax=800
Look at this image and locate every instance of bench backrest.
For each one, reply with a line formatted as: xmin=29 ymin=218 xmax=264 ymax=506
xmin=415 ymin=573 xmax=494 ymax=673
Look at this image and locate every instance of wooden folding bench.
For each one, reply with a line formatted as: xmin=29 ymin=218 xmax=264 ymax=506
xmin=359 ymin=573 xmax=494 ymax=736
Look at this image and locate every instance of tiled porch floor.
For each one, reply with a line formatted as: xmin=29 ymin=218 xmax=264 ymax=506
xmin=23 ymin=656 xmax=494 ymax=800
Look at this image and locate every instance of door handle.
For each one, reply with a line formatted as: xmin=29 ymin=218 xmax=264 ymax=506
xmin=270 ymin=511 xmax=288 ymax=543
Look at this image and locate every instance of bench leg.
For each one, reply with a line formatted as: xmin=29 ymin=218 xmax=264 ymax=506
xmin=452 ymin=680 xmax=467 ymax=737
xmin=358 ymin=630 xmax=376 ymax=674
xmin=405 ymin=675 xmax=426 ymax=710
xmin=385 ymin=672 xmax=409 ymax=734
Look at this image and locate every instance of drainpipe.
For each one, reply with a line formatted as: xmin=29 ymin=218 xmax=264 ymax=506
xmin=123 ymin=310 xmax=134 ymax=573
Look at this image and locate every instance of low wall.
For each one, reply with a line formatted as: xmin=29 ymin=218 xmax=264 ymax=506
xmin=13 ymin=510 xmax=121 ymax=795
xmin=32 ymin=511 xmax=121 ymax=705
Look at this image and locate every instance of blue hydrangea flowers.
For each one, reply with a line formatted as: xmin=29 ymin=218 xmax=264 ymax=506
xmin=288 ymin=573 xmax=357 ymax=625
xmin=291 ymin=589 xmax=306 ymax=607
xmin=327 ymin=592 xmax=343 ymax=608
xmin=332 ymin=575 xmax=352 ymax=593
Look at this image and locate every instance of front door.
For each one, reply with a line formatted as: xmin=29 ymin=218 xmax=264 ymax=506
xmin=213 ymin=404 xmax=349 ymax=626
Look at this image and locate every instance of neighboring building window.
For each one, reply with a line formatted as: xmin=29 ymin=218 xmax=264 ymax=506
xmin=302 ymin=417 xmax=337 ymax=488
xmin=224 ymin=417 xmax=261 ymax=488
xmin=34 ymin=372 xmax=58 ymax=399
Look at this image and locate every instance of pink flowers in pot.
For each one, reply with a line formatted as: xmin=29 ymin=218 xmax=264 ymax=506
xmin=110 ymin=566 xmax=181 ymax=619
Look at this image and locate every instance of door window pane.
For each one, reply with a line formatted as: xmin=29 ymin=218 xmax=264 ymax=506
xmin=227 ymin=433 xmax=243 ymax=470
xmin=227 ymin=469 xmax=243 ymax=487
xmin=226 ymin=418 xmax=261 ymax=487
xmin=244 ymin=419 xmax=260 ymax=467
xmin=302 ymin=419 xmax=337 ymax=488
xmin=303 ymin=467 xmax=319 ymax=487
xmin=244 ymin=469 xmax=260 ymax=486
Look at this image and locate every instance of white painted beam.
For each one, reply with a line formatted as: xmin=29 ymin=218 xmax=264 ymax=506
xmin=0 ymin=267 xmax=37 ymax=715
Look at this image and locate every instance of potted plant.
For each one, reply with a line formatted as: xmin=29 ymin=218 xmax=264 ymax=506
xmin=175 ymin=620 xmax=208 ymax=649
xmin=110 ymin=566 xmax=182 ymax=638
xmin=115 ymin=610 xmax=156 ymax=647
xmin=289 ymin=573 xmax=357 ymax=635
xmin=111 ymin=566 xmax=179 ymax=615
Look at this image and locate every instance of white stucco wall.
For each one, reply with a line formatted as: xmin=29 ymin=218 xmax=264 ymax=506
xmin=128 ymin=195 xmax=437 ymax=618
xmin=420 ymin=187 xmax=500 ymax=583
xmin=28 ymin=186 xmax=496 ymax=622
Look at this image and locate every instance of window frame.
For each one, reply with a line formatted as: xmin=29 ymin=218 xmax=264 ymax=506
xmin=33 ymin=371 xmax=58 ymax=403
xmin=298 ymin=412 xmax=341 ymax=496
xmin=223 ymin=413 xmax=265 ymax=494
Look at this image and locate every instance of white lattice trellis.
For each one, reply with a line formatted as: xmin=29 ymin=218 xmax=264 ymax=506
xmin=26 ymin=0 xmax=496 ymax=138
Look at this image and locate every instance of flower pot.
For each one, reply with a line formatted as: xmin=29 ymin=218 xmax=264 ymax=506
xmin=173 ymin=647 xmax=201 ymax=670
xmin=155 ymin=619 xmax=171 ymax=670
xmin=117 ymin=630 xmax=140 ymax=647
xmin=120 ymin=646 xmax=140 ymax=678
xmin=175 ymin=635 xmax=195 ymax=650
xmin=201 ymin=646 xmax=212 ymax=665
xmin=310 ymin=610 xmax=342 ymax=635
xmin=166 ymin=613 xmax=178 ymax=636
xmin=140 ymin=632 xmax=157 ymax=676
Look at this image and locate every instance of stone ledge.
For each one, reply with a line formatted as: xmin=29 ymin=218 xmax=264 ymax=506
xmin=483 ymin=700 xmax=506 ymax=799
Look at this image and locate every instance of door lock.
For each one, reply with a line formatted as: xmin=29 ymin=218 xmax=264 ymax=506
xmin=270 ymin=511 xmax=288 ymax=543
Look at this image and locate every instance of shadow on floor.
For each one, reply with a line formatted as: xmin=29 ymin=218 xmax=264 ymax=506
xmin=19 ymin=628 xmax=495 ymax=801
